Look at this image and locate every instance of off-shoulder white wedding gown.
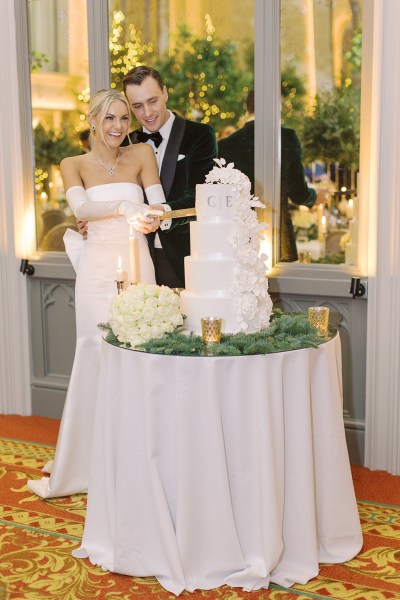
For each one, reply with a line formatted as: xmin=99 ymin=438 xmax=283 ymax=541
xmin=27 ymin=183 xmax=155 ymax=498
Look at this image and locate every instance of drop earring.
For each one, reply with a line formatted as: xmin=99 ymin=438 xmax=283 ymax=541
xmin=91 ymin=125 xmax=96 ymax=131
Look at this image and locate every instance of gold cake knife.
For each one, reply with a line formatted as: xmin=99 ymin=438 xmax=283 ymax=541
xmin=157 ymin=207 xmax=197 ymax=220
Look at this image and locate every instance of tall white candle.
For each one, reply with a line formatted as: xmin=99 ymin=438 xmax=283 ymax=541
xmin=116 ymin=255 xmax=123 ymax=282
xmin=129 ymin=225 xmax=140 ymax=284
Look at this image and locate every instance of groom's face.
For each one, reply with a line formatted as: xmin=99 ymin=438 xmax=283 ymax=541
xmin=125 ymin=76 xmax=169 ymax=133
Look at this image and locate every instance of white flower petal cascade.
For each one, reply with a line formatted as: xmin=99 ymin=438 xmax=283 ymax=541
xmin=205 ymin=158 xmax=273 ymax=331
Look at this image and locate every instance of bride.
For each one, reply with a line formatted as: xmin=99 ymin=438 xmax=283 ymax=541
xmin=28 ymin=89 xmax=165 ymax=498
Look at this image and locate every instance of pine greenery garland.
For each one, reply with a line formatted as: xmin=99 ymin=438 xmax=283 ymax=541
xmin=99 ymin=310 xmax=332 ymax=356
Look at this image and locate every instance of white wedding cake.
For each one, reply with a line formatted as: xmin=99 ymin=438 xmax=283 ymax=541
xmin=180 ymin=159 xmax=273 ymax=334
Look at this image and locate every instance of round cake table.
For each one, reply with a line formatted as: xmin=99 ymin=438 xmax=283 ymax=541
xmin=73 ymin=333 xmax=363 ymax=595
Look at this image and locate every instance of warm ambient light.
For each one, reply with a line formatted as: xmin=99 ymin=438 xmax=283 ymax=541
xmin=347 ymin=198 xmax=354 ymax=220
xmin=16 ymin=206 xmax=36 ymax=259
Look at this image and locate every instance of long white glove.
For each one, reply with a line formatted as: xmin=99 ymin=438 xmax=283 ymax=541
xmin=65 ymin=186 xmax=138 ymax=220
xmin=144 ymin=183 xmax=172 ymax=230
xmin=145 ymin=183 xmax=166 ymax=205
xmin=127 ymin=206 xmax=163 ymax=228
xmin=128 ymin=183 xmax=169 ymax=229
xmin=65 ymin=185 xmax=161 ymax=222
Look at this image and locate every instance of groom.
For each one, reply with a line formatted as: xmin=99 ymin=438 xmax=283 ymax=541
xmin=122 ymin=66 xmax=217 ymax=287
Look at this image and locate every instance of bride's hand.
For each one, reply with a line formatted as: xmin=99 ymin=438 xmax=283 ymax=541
xmin=127 ymin=206 xmax=163 ymax=233
xmin=130 ymin=213 xmax=161 ymax=234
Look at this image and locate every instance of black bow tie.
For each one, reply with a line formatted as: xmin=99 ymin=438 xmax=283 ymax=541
xmin=136 ymin=130 xmax=163 ymax=148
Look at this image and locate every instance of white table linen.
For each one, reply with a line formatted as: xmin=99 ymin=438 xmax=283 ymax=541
xmin=73 ymin=334 xmax=362 ymax=595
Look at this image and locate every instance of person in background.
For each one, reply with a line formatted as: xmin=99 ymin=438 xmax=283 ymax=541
xmin=218 ymin=90 xmax=316 ymax=261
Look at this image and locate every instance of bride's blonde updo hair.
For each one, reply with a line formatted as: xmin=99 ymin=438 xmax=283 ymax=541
xmin=87 ymin=89 xmax=131 ymax=144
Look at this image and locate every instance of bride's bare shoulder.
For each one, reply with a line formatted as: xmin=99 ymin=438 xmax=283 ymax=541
xmin=60 ymin=153 xmax=87 ymax=171
xmin=60 ymin=153 xmax=89 ymax=186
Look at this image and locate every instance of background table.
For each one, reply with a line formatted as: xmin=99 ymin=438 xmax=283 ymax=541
xmin=74 ymin=334 xmax=363 ymax=595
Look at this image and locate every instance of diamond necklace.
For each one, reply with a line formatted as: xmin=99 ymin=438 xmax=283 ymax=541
xmin=94 ymin=150 xmax=120 ymax=177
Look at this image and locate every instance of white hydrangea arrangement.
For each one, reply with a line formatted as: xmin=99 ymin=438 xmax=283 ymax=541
xmin=109 ymin=283 xmax=183 ymax=348
xmin=205 ymin=158 xmax=273 ymax=331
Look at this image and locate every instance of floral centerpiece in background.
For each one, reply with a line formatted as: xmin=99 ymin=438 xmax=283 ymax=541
xmin=107 ymin=283 xmax=183 ymax=348
xmin=206 ymin=158 xmax=273 ymax=331
xmin=291 ymin=205 xmax=319 ymax=241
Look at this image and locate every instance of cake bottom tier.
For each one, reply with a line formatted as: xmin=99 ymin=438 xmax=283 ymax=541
xmin=180 ymin=292 xmax=240 ymax=334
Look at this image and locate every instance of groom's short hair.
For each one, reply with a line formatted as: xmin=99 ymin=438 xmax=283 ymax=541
xmin=123 ymin=66 xmax=164 ymax=93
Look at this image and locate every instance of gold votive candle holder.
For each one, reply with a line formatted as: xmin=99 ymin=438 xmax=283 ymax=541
xmin=116 ymin=280 xmax=124 ymax=295
xmin=201 ymin=317 xmax=222 ymax=346
xmin=308 ymin=306 xmax=330 ymax=337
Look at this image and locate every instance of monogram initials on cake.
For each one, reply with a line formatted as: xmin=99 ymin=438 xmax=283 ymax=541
xmin=207 ymin=195 xmax=233 ymax=209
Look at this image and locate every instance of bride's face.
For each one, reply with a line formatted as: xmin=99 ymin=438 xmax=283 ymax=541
xmin=99 ymin=100 xmax=131 ymax=147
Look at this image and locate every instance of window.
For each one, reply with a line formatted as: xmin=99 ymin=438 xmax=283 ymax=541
xmin=280 ymin=0 xmax=362 ymax=265
xmin=28 ymin=0 xmax=89 ymax=252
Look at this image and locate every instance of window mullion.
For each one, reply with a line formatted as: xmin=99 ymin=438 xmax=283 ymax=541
xmin=87 ymin=0 xmax=110 ymax=94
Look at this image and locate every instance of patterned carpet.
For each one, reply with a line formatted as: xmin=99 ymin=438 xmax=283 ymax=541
xmin=1 ymin=416 xmax=400 ymax=600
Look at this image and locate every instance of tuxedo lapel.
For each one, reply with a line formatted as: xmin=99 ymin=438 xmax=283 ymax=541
xmin=160 ymin=114 xmax=186 ymax=198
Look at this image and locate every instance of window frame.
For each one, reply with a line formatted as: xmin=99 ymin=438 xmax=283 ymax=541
xmin=19 ymin=0 xmax=369 ymax=293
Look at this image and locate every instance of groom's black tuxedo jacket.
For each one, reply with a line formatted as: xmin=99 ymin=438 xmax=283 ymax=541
xmin=128 ymin=113 xmax=217 ymax=284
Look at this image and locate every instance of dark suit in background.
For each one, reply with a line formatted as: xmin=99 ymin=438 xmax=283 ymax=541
xmin=218 ymin=120 xmax=316 ymax=262
xmin=280 ymin=127 xmax=316 ymax=261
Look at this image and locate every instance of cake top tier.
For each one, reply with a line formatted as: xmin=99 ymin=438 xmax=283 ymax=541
xmin=195 ymin=183 xmax=238 ymax=222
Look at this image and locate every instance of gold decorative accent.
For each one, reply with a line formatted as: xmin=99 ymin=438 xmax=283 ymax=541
xmin=308 ymin=306 xmax=329 ymax=337
xmin=201 ymin=317 xmax=222 ymax=346
xmin=159 ymin=207 xmax=196 ymax=220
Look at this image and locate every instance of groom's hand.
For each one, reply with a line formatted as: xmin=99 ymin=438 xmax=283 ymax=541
xmin=77 ymin=219 xmax=88 ymax=239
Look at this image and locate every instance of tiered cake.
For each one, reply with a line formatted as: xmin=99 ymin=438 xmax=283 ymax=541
xmin=180 ymin=159 xmax=273 ymax=334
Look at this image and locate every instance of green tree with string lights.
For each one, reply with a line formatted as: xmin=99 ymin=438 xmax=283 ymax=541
xmin=280 ymin=63 xmax=307 ymax=131
xmin=109 ymin=10 xmax=154 ymax=90
xmin=152 ymin=17 xmax=253 ymax=129
xmin=106 ymin=11 xmax=252 ymax=132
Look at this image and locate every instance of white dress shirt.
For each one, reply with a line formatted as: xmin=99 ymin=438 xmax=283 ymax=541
xmin=143 ymin=111 xmax=175 ymax=246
